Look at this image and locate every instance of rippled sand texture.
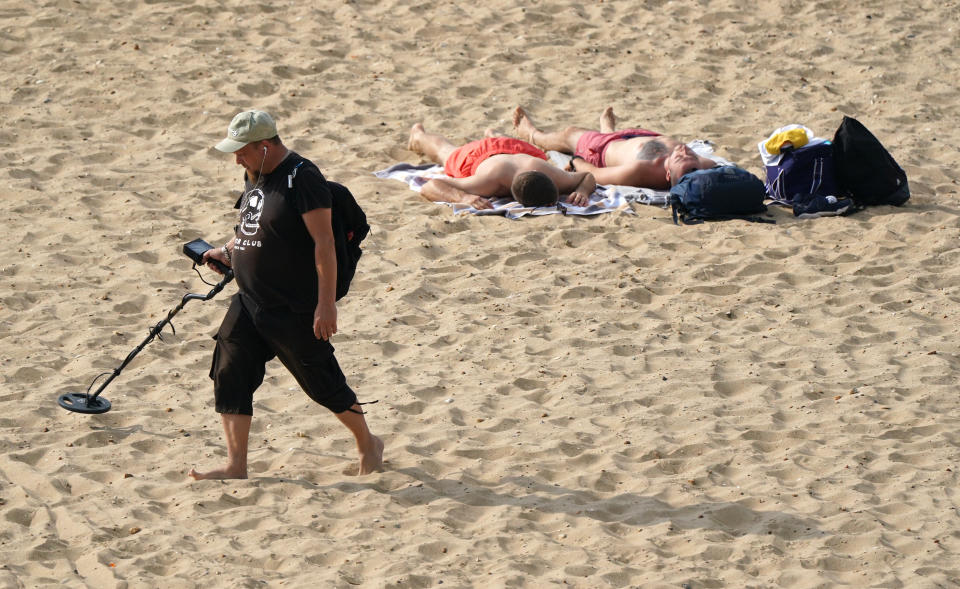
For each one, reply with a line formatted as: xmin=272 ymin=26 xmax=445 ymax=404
xmin=2 ymin=0 xmax=960 ymax=587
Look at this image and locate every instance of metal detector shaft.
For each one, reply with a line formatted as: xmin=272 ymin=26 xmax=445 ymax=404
xmin=58 ymin=268 xmax=234 ymax=414
xmin=90 ymin=269 xmax=234 ymax=402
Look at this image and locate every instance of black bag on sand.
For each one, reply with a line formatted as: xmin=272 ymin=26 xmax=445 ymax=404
xmin=670 ymin=166 xmax=774 ymax=225
xmin=832 ymin=116 xmax=910 ymax=207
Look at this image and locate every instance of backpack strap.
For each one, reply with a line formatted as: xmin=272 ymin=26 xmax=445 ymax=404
xmin=673 ymin=207 xmax=775 ymax=225
xmin=287 ymin=161 xmax=304 ymax=188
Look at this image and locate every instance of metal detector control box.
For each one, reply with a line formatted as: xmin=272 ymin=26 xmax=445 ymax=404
xmin=183 ymin=238 xmax=231 ymax=275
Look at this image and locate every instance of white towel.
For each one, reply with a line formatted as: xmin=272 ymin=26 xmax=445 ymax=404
xmin=757 ymin=124 xmax=827 ymax=167
xmin=372 ymin=161 xmax=633 ymax=219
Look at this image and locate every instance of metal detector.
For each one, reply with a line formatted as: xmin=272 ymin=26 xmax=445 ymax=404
xmin=57 ymin=239 xmax=233 ymax=414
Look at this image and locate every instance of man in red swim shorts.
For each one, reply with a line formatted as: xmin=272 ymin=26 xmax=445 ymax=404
xmin=407 ymin=122 xmax=596 ymax=210
xmin=513 ymin=106 xmax=718 ymax=190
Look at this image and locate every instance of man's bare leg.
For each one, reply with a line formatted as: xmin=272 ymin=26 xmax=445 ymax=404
xmin=336 ymin=404 xmax=384 ymax=475
xmin=599 ymin=107 xmax=617 ymax=134
xmin=189 ymin=413 xmax=251 ymax=480
xmin=408 ymin=123 xmax=458 ymax=165
xmin=512 ymin=106 xmax=587 ymax=153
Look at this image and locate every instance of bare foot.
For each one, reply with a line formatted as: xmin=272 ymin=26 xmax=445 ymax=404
xmin=483 ymin=127 xmax=504 ymax=138
xmin=407 ymin=123 xmax=425 ymax=154
xmin=188 ymin=465 xmax=248 ymax=481
xmin=599 ymin=107 xmax=616 ymax=133
xmin=358 ymin=435 xmax=384 ymax=475
xmin=512 ymin=106 xmax=538 ymax=143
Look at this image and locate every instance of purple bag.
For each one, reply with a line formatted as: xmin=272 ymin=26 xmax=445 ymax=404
xmin=763 ymin=141 xmax=839 ymax=205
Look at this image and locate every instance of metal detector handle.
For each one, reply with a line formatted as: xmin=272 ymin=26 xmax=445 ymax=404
xmin=207 ymin=259 xmax=232 ymax=276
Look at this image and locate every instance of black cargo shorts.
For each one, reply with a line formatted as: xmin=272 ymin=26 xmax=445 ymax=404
xmin=209 ymin=293 xmax=357 ymax=415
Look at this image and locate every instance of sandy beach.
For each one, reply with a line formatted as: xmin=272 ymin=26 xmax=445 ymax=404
xmin=2 ymin=0 xmax=960 ymax=587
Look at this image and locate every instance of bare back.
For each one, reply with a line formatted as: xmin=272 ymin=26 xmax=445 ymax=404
xmin=471 ymin=153 xmax=554 ymax=197
xmin=420 ymin=153 xmax=559 ymax=206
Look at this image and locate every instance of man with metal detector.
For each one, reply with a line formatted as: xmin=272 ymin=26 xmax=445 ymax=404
xmin=189 ymin=110 xmax=383 ymax=480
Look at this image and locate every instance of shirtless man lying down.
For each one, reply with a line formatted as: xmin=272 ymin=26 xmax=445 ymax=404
xmin=407 ymin=123 xmax=597 ymax=210
xmin=512 ymin=106 xmax=717 ymax=190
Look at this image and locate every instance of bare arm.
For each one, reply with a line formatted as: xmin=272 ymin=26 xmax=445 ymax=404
xmin=555 ymin=171 xmax=596 ymax=207
xmin=573 ymin=158 xmax=671 ymax=190
xmin=567 ymin=156 xmax=597 ymax=174
xmin=302 ymin=207 xmax=337 ymax=341
xmin=420 ymin=176 xmax=501 ymax=210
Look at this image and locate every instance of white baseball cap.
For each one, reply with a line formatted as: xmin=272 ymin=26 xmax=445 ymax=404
xmin=214 ymin=110 xmax=278 ymax=153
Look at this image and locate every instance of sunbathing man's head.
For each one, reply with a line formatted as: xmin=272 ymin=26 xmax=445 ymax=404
xmin=665 ymin=144 xmax=708 ymax=186
xmin=511 ymin=171 xmax=559 ymax=207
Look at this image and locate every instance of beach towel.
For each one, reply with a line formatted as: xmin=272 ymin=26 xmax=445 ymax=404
xmin=373 ymin=160 xmax=632 ymax=219
xmin=373 ymin=141 xmax=731 ymax=218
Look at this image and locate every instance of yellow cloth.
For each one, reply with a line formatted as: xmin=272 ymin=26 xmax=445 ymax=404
xmin=764 ymin=128 xmax=809 ymax=155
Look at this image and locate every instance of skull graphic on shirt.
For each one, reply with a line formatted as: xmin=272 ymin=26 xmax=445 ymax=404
xmin=240 ymin=189 xmax=265 ymax=236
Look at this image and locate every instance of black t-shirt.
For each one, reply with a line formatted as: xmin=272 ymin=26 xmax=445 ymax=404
xmin=232 ymin=152 xmax=332 ymax=313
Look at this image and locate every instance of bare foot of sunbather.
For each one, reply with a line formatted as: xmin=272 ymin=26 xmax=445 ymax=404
xmin=408 ymin=123 xmax=458 ymax=165
xmin=512 ymin=106 xmax=589 ymax=154
xmin=512 ymin=106 xmax=537 ymax=143
xmin=600 ymin=106 xmax=617 ymax=134
xmin=408 ymin=122 xmax=426 ymax=154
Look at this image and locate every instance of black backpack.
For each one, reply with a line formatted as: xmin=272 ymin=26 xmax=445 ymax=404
xmin=832 ymin=116 xmax=910 ymax=207
xmin=327 ymin=181 xmax=370 ymax=300
xmin=670 ymin=166 xmax=773 ymax=224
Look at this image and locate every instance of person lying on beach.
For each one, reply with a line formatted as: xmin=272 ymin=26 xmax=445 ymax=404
xmin=512 ymin=106 xmax=718 ymax=190
xmin=407 ymin=123 xmax=597 ymax=210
